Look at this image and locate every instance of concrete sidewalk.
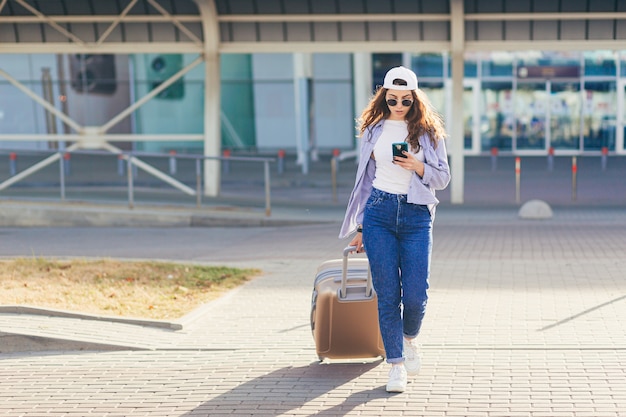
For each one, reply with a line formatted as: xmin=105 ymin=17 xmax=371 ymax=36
xmin=1 ymin=207 xmax=626 ymax=416
xmin=1 ymin=150 xmax=626 ymax=416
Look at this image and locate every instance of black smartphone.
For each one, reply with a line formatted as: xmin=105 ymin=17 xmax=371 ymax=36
xmin=392 ymin=142 xmax=408 ymax=158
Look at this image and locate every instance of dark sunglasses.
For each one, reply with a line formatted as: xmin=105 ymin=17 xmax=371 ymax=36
xmin=386 ymin=98 xmax=413 ymax=107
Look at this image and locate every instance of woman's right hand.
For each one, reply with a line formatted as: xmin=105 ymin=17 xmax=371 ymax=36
xmin=349 ymin=233 xmax=365 ymax=253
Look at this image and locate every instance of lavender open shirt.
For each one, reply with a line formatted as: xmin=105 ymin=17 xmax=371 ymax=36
xmin=339 ymin=119 xmax=451 ymax=239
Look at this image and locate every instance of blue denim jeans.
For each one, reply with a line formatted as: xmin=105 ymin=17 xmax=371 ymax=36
xmin=362 ymin=188 xmax=432 ymax=364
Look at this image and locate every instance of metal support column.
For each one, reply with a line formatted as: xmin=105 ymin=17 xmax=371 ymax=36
xmin=450 ymin=0 xmax=465 ymax=204
xmin=294 ymin=52 xmax=312 ymax=175
xmin=195 ymin=0 xmax=221 ymax=197
xmin=352 ymin=53 xmax=372 ymax=129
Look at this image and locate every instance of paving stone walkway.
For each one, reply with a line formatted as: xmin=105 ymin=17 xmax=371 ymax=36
xmin=1 ymin=207 xmax=625 ymax=416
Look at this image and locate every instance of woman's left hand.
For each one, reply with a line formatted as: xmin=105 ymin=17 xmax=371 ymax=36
xmin=348 ymin=233 xmax=365 ymax=253
xmin=394 ymin=152 xmax=425 ymax=177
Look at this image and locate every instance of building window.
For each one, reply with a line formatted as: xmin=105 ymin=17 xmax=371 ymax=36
xmin=584 ymin=51 xmax=617 ymax=77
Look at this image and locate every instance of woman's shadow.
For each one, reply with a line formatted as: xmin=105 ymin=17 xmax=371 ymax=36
xmin=180 ymin=359 xmax=392 ymax=416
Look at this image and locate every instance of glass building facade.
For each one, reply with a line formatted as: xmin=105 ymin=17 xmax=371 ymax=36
xmin=401 ymin=50 xmax=624 ymax=155
xmin=1 ymin=50 xmax=626 ymax=155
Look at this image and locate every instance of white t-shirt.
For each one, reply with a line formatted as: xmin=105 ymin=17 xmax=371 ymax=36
xmin=372 ymin=120 xmax=424 ymax=195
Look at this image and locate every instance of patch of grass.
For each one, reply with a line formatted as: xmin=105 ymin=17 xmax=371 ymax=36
xmin=0 ymin=258 xmax=260 ymax=320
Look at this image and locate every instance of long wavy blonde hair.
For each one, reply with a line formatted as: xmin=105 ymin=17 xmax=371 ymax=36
xmin=357 ymin=86 xmax=447 ymax=151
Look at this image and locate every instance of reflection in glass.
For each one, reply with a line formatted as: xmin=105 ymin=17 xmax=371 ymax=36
xmin=515 ymin=82 xmax=547 ymax=150
xmin=481 ymin=81 xmax=513 ymax=151
xmin=418 ymin=82 xmax=445 ymax=116
xmin=481 ymin=52 xmax=514 ymax=77
xmin=583 ymin=82 xmax=616 ymax=151
xmin=550 ymin=82 xmax=581 ymax=151
xmin=584 ymin=51 xmax=616 ymax=76
xmin=411 ymin=53 xmax=444 ymax=77
xmin=373 ymin=53 xmax=403 ymax=90
xmin=518 ymin=51 xmax=580 ymax=68
xmin=463 ymin=85 xmax=474 ymax=149
xmin=464 ymin=59 xmax=477 ymax=77
xmin=622 ymin=81 xmax=626 ymax=152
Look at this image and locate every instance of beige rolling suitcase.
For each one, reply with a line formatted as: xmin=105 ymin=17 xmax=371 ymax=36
xmin=310 ymin=246 xmax=385 ymax=361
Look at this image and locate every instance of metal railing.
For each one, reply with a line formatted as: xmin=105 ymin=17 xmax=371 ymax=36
xmin=331 ymin=148 xmax=358 ymax=203
xmin=1 ymin=149 xmax=275 ymax=216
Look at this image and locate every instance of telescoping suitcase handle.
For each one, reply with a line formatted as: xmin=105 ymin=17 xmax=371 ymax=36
xmin=341 ymin=245 xmax=373 ymax=299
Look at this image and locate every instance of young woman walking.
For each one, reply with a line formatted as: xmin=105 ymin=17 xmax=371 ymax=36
xmin=339 ymin=66 xmax=450 ymax=393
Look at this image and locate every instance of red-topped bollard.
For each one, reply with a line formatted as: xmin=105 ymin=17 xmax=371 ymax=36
xmin=9 ymin=152 xmax=17 ymax=176
xmin=332 ymin=148 xmax=341 ymax=172
xmin=117 ymin=153 xmax=125 ymax=176
xmin=168 ymin=150 xmax=177 ymax=175
xmin=63 ymin=152 xmax=71 ymax=176
xmin=572 ymin=156 xmax=578 ymax=201
xmin=547 ymin=146 xmax=554 ymax=171
xmin=490 ymin=147 xmax=498 ymax=171
xmin=331 ymin=149 xmax=342 ymax=203
xmin=601 ymin=146 xmax=608 ymax=171
xmin=277 ymin=149 xmax=286 ymax=174
xmin=515 ymin=157 xmax=521 ymax=204
xmin=222 ymin=149 xmax=231 ymax=174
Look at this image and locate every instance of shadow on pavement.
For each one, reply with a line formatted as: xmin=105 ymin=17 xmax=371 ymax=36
xmin=181 ymin=360 xmax=388 ymax=416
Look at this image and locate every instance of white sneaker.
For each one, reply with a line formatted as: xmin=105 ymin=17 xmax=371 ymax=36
xmin=386 ymin=364 xmax=407 ymax=393
xmin=403 ymin=337 xmax=421 ymax=375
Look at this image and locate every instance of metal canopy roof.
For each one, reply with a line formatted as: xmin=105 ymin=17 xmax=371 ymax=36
xmin=1 ymin=0 xmax=626 ymax=54
xmin=0 ymin=0 xmax=206 ymax=53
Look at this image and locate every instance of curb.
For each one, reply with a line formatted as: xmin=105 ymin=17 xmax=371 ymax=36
xmin=0 ymin=200 xmax=336 ymax=228
xmin=0 ymin=291 xmax=250 ymax=353
xmin=0 ymin=331 xmax=149 ymax=354
xmin=0 ymin=305 xmax=182 ymax=330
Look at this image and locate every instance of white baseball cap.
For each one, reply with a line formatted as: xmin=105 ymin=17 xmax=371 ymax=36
xmin=383 ymin=66 xmax=418 ymax=90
